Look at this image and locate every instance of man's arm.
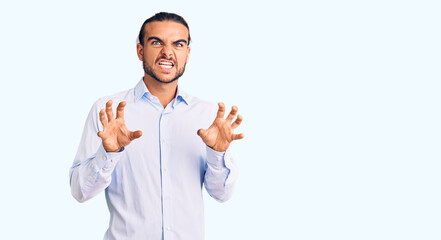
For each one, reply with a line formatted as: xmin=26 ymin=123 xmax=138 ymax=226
xmin=203 ymin=147 xmax=238 ymax=202
xmin=198 ymin=102 xmax=244 ymax=202
xmin=69 ymin=100 xmax=142 ymax=202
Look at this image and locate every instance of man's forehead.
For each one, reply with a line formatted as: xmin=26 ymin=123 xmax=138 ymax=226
xmin=144 ymin=21 xmax=189 ymax=38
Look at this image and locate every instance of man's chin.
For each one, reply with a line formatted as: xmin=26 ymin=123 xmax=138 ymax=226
xmin=157 ymin=75 xmax=175 ymax=83
xmin=147 ymin=72 xmax=180 ymax=84
xmin=155 ymin=75 xmax=177 ymax=83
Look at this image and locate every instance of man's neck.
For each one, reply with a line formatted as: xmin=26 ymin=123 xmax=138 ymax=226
xmin=143 ymin=75 xmax=178 ymax=108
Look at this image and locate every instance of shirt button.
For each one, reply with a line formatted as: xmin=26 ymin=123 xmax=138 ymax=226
xmin=167 ymin=227 xmax=171 ymax=231
xmin=104 ymin=156 xmax=107 ymax=161
xmin=149 ymin=96 xmax=153 ymax=100
xmin=163 ymin=167 xmax=167 ymax=172
xmin=217 ymin=157 xmax=222 ymax=161
xmin=165 ymin=196 xmax=169 ymax=200
xmin=162 ymin=138 xmax=166 ymax=143
xmin=111 ymin=159 xmax=115 ymax=163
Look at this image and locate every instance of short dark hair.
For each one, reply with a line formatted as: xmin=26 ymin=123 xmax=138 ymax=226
xmin=138 ymin=12 xmax=191 ymax=46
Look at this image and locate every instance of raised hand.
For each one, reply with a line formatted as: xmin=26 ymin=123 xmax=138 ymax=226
xmin=97 ymin=100 xmax=143 ymax=152
xmin=197 ymin=102 xmax=244 ymax=152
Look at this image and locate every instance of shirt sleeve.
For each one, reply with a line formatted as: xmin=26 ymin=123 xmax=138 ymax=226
xmin=69 ymin=99 xmax=124 ymax=203
xmin=203 ymin=145 xmax=238 ymax=203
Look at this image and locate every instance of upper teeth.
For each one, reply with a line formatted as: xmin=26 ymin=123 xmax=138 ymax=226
xmin=160 ymin=62 xmax=172 ymax=66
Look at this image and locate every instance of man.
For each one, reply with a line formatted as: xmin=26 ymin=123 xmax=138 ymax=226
xmin=69 ymin=12 xmax=244 ymax=240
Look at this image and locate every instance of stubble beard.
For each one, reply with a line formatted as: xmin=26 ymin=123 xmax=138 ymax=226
xmin=143 ymin=56 xmax=186 ymax=84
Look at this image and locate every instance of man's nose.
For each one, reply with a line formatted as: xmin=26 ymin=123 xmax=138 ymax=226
xmin=160 ymin=44 xmax=173 ymax=58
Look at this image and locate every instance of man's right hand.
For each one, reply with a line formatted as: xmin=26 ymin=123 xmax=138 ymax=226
xmin=97 ymin=100 xmax=143 ymax=152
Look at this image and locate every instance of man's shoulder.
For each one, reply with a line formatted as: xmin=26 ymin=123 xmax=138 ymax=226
xmin=185 ymin=93 xmax=215 ymax=109
xmin=189 ymin=95 xmax=213 ymax=107
xmin=184 ymin=94 xmax=218 ymax=118
xmin=92 ymin=87 xmax=136 ymax=110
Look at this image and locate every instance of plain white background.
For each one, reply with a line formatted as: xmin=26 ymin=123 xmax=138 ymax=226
xmin=0 ymin=0 xmax=440 ymax=239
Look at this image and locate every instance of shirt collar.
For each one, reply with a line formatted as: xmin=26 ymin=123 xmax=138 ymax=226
xmin=174 ymin=86 xmax=189 ymax=107
xmin=134 ymin=78 xmax=190 ymax=106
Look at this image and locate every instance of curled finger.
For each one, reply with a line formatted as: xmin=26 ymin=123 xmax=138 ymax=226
xmin=105 ymin=100 xmax=115 ymax=121
xmin=232 ymin=133 xmax=245 ymax=140
xmin=231 ymin=114 xmax=243 ymax=129
xmin=99 ymin=109 xmax=108 ymax=128
xmin=226 ymin=106 xmax=238 ymax=122
xmin=116 ymin=101 xmax=126 ymax=119
xmin=216 ymin=102 xmax=225 ymax=119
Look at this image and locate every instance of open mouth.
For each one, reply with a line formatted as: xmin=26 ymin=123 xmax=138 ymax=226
xmin=158 ymin=60 xmax=175 ymax=70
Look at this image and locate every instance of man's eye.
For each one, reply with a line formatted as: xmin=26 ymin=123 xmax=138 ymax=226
xmin=174 ymin=43 xmax=183 ymax=47
xmin=152 ymin=41 xmax=161 ymax=45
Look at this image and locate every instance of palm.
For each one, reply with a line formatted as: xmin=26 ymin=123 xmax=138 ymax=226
xmin=98 ymin=100 xmax=143 ymax=152
xmin=198 ymin=103 xmax=244 ymax=152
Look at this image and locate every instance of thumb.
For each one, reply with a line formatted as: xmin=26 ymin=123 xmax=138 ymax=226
xmin=197 ymin=129 xmax=206 ymax=138
xmin=129 ymin=130 xmax=143 ymax=140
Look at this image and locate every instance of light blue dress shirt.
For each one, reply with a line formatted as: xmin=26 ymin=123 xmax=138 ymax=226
xmin=69 ymin=79 xmax=237 ymax=240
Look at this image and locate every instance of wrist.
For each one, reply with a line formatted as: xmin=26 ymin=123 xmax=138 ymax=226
xmin=208 ymin=144 xmax=227 ymax=153
xmin=104 ymin=146 xmax=125 ymax=153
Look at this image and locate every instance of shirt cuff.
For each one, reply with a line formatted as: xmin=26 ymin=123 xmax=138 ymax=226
xmin=94 ymin=144 xmax=124 ymax=170
xmin=206 ymin=146 xmax=237 ymax=187
xmin=206 ymin=146 xmax=232 ymax=169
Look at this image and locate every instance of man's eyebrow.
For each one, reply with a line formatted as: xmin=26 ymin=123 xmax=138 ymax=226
xmin=173 ymin=39 xmax=188 ymax=45
xmin=147 ymin=37 xmax=163 ymax=42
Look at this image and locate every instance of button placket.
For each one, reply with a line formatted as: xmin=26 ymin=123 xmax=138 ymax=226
xmin=159 ymin=111 xmax=173 ymax=237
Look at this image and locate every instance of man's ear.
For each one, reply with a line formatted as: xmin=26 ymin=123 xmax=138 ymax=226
xmin=136 ymin=43 xmax=144 ymax=61
xmin=187 ymin=47 xmax=191 ymax=61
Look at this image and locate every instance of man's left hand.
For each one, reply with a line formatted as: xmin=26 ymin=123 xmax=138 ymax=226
xmin=197 ymin=102 xmax=244 ymax=152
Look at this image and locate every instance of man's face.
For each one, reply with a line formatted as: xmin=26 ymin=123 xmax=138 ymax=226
xmin=137 ymin=20 xmax=191 ymax=84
